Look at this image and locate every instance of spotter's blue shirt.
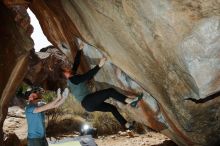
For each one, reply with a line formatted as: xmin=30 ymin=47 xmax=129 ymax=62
xmin=25 ymin=103 xmax=45 ymax=138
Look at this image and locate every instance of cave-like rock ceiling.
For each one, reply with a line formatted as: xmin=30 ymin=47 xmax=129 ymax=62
xmin=1 ymin=0 xmax=220 ymax=145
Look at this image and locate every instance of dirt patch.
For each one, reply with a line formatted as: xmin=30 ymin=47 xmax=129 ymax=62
xmin=95 ymin=132 xmax=177 ymax=146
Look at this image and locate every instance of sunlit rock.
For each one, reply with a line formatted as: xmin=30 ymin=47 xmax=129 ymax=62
xmin=1 ymin=0 xmax=220 ymax=145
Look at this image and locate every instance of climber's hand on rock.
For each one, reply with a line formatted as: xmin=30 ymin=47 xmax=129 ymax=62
xmin=79 ymin=42 xmax=85 ymax=50
xmin=99 ymin=57 xmax=107 ymax=67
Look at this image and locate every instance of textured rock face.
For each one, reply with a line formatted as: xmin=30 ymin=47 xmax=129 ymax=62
xmin=24 ymin=46 xmax=70 ymax=90
xmin=0 ymin=2 xmax=33 ymax=145
xmin=1 ymin=0 xmax=220 ymax=145
xmin=24 ymin=45 xmax=89 ymax=90
xmin=28 ymin=1 xmax=220 ymax=145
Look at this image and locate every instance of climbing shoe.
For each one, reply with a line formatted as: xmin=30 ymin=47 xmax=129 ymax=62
xmin=125 ymin=121 xmax=135 ymax=130
xmin=130 ymin=93 xmax=143 ymax=108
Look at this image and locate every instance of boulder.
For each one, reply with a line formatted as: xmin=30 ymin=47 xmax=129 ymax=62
xmin=1 ymin=0 xmax=220 ymax=145
xmin=0 ymin=2 xmax=33 ymax=145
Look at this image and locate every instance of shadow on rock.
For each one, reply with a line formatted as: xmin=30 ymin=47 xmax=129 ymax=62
xmin=4 ymin=133 xmax=22 ymax=146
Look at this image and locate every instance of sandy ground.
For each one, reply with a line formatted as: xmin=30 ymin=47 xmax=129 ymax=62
xmin=95 ymin=132 xmax=176 ymax=146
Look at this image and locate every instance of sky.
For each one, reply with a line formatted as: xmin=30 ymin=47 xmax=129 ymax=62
xmin=27 ymin=9 xmax=52 ymax=52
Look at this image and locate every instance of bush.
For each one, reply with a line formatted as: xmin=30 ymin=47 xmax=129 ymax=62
xmin=91 ymin=112 xmax=122 ymax=135
xmin=46 ymin=116 xmax=85 ymax=137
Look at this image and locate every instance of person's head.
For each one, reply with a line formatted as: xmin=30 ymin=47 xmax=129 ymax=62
xmin=23 ymin=91 xmax=42 ymax=104
xmin=28 ymin=92 xmax=41 ymax=102
xmin=62 ymin=68 xmax=73 ymax=79
xmin=24 ymin=86 xmax=44 ymax=103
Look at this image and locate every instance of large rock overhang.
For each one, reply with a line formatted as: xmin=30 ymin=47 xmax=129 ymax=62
xmin=1 ymin=1 xmax=220 ymax=145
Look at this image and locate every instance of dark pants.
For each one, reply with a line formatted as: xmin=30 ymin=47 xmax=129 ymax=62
xmin=81 ymin=88 xmax=128 ymax=126
xmin=27 ymin=137 xmax=48 ymax=146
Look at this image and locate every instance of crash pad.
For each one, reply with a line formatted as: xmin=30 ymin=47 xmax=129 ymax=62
xmin=48 ymin=135 xmax=97 ymax=146
xmin=49 ymin=141 xmax=81 ymax=146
